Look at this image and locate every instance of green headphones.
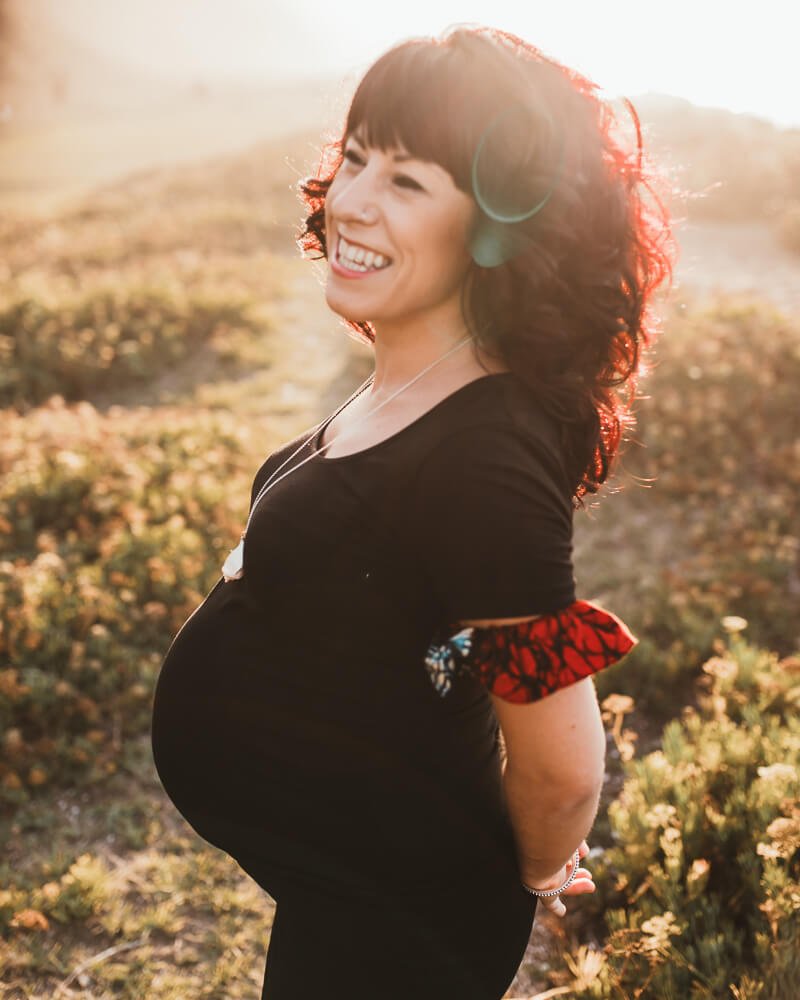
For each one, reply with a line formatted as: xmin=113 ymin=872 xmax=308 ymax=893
xmin=468 ymin=103 xmax=566 ymax=268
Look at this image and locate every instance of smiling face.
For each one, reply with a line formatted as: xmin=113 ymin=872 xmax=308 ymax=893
xmin=323 ymin=128 xmax=478 ymax=328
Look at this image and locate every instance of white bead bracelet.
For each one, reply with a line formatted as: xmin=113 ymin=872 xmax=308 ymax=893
xmin=522 ymin=850 xmax=581 ymax=898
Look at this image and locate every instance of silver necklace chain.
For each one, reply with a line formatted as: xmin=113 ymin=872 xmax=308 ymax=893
xmin=221 ymin=332 xmax=475 ymax=581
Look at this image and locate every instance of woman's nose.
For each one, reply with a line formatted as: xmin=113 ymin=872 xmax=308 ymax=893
xmin=338 ymin=202 xmax=377 ymax=226
xmin=331 ymin=170 xmax=380 ymax=225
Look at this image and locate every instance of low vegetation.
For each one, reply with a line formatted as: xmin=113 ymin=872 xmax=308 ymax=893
xmin=1 ymin=129 xmax=798 ymax=995
xmin=565 ymin=627 xmax=799 ymax=1000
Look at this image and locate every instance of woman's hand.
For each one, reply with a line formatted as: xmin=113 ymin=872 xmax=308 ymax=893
xmin=522 ymin=840 xmax=595 ymax=918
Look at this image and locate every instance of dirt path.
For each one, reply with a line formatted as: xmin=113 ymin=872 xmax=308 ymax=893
xmin=252 ymin=258 xmax=373 ymax=425
xmin=88 ymin=256 xmax=367 ymax=443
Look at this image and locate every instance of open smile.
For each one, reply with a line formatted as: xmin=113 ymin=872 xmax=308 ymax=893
xmin=333 ymin=234 xmax=394 ymax=275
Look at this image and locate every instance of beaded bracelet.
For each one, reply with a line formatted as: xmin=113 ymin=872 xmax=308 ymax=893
xmin=521 ymin=850 xmax=581 ymax=898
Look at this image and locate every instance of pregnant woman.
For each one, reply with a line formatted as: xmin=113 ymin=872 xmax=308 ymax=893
xmin=151 ymin=24 xmax=674 ymax=1000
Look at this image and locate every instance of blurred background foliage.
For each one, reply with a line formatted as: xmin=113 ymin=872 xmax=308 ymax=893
xmin=569 ymin=632 xmax=800 ymax=1000
xmin=0 ymin=8 xmax=798 ymax=996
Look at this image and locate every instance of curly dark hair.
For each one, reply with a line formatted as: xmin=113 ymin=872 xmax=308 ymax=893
xmin=297 ymin=24 xmax=678 ymax=503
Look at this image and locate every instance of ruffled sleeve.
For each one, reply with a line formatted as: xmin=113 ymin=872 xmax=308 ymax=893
xmin=424 ymin=599 xmax=637 ymax=703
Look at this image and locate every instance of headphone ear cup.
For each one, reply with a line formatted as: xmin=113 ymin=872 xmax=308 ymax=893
xmin=468 ymin=216 xmax=530 ymax=268
xmin=469 ymin=102 xmax=565 ymax=268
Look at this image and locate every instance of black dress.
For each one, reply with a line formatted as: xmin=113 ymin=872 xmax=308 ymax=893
xmin=151 ymin=371 xmax=583 ymax=999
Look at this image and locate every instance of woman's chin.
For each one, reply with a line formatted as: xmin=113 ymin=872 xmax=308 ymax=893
xmin=324 ymin=287 xmax=372 ymax=325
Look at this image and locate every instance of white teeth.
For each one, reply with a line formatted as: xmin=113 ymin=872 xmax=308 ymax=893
xmin=337 ymin=236 xmax=391 ymax=272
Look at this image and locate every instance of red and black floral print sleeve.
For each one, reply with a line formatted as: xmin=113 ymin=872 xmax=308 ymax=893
xmin=424 ymin=600 xmax=637 ymax=703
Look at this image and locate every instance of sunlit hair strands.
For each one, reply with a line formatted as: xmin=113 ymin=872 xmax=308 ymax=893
xmin=296 ymin=24 xmax=678 ymax=503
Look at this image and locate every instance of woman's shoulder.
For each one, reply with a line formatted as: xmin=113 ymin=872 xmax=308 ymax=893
xmin=410 ymin=373 xmax=574 ymax=512
xmin=248 ymin=424 xmax=318 ymax=503
xmin=429 ymin=372 xmax=566 ymax=473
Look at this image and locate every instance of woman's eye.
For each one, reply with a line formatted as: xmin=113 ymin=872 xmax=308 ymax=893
xmin=342 ymin=149 xmax=424 ymax=192
xmin=394 ymin=175 xmax=423 ymax=191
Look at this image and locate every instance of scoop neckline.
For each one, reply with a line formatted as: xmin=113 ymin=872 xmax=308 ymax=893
xmin=311 ymin=371 xmax=517 ymax=462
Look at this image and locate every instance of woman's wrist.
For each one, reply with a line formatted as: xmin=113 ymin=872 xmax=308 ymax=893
xmin=521 ymin=851 xmax=580 ymax=897
xmin=518 ymin=841 xmax=595 ymax=917
xmin=520 ymin=866 xmax=562 ymax=887
xmin=518 ymin=848 xmax=579 ymax=887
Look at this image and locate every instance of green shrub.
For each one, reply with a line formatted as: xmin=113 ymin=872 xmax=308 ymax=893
xmin=591 ymin=583 xmax=723 ymax=722
xmin=0 ymin=279 xmax=261 ymax=409
xmin=573 ymin=627 xmax=800 ymax=999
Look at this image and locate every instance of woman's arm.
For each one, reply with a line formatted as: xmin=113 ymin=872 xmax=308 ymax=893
xmin=492 ymin=678 xmax=606 ymax=884
xmin=460 ymin=613 xmax=607 ymax=885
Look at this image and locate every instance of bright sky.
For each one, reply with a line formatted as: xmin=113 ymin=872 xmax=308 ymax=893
xmin=46 ymin=0 xmax=799 ymax=129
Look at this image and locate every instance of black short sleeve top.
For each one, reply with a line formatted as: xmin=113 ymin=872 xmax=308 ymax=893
xmin=150 ymin=372 xmax=615 ymax=902
xmin=409 ymin=415 xmax=576 ymax=622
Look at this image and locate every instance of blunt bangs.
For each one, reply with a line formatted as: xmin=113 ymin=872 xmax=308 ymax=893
xmin=341 ymin=31 xmax=567 ymax=202
xmin=342 ymin=37 xmax=498 ymax=195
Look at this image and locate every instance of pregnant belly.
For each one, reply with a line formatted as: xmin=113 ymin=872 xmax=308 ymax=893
xmin=151 ymin=582 xmax=288 ymax=815
xmin=151 ymin=584 xmax=378 ymax=864
xmin=150 ymin=582 xmax=514 ymax=894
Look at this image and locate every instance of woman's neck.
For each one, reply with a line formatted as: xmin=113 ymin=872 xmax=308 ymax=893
xmin=367 ymin=314 xmax=508 ymax=400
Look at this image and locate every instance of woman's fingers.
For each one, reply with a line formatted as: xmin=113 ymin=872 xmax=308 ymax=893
xmin=538 ymin=866 xmax=596 ymax=918
xmin=562 ymin=872 xmax=595 ymax=895
xmin=562 ymin=846 xmax=595 ymax=896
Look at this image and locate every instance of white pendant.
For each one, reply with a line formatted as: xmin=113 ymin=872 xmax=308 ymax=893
xmin=222 ymin=538 xmax=245 ymax=581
